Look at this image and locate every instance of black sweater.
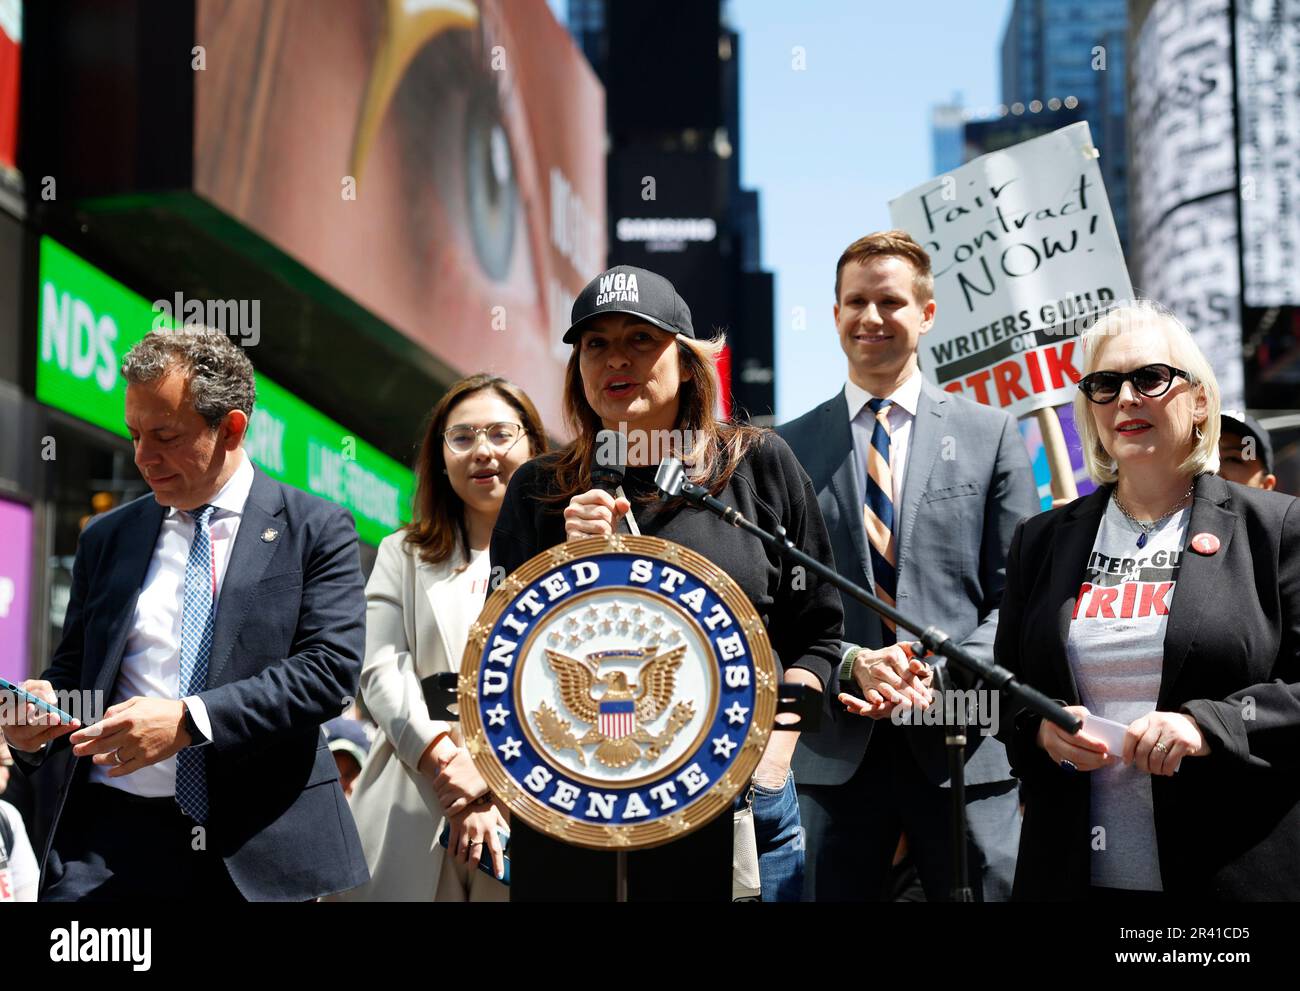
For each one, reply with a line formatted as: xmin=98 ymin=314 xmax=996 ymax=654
xmin=491 ymin=431 xmax=844 ymax=690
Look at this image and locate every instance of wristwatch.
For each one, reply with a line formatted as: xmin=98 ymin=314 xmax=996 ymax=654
xmin=839 ymin=647 xmax=861 ymax=684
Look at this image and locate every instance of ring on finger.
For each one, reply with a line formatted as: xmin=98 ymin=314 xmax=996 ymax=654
xmin=1154 ymin=741 xmax=1170 ymax=754
xmin=112 ymin=750 xmax=123 ymax=765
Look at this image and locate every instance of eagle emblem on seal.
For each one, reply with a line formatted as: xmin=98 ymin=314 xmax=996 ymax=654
xmin=532 ymin=646 xmax=696 ymax=769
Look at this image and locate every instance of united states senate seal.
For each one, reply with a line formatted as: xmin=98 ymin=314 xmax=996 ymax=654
xmin=459 ymin=535 xmax=777 ymax=850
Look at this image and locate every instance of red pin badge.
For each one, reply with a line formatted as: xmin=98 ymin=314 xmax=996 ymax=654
xmin=1190 ymin=532 xmax=1220 ymax=556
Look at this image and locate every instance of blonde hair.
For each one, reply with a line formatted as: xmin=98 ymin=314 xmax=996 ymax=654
xmin=1072 ymin=300 xmax=1221 ymax=485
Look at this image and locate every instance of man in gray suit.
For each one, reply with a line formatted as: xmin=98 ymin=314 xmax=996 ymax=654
xmin=777 ymin=230 xmax=1038 ymax=901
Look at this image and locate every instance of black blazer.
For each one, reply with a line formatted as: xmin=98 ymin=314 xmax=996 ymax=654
xmin=16 ymin=467 xmax=371 ymax=901
xmin=996 ymin=472 xmax=1300 ymax=900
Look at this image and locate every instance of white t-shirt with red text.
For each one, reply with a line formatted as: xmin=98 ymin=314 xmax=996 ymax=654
xmin=1066 ymin=498 xmax=1190 ymax=891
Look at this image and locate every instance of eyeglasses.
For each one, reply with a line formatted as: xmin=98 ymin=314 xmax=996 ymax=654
xmin=1077 ymin=363 xmax=1193 ymax=404
xmin=443 ymin=422 xmax=525 ymax=454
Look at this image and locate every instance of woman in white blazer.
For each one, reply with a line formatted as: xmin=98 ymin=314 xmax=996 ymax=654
xmin=334 ymin=374 xmax=546 ymax=901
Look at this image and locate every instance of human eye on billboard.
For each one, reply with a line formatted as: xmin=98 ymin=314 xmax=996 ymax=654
xmin=385 ymin=39 xmax=526 ymax=287
xmin=193 ymin=0 xmax=606 ymax=436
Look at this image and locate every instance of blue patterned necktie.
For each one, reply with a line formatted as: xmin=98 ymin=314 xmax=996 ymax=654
xmin=864 ymin=398 xmax=897 ymax=644
xmin=176 ymin=504 xmax=216 ymax=823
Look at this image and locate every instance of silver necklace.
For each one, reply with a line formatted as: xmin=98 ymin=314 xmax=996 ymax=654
xmin=1112 ymin=483 xmax=1194 ymax=548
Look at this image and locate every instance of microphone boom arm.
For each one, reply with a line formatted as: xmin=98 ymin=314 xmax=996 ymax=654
xmin=656 ymin=460 xmax=1079 ymax=736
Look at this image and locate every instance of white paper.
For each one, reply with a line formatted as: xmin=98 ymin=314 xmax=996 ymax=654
xmin=1081 ymin=712 xmax=1129 ymax=756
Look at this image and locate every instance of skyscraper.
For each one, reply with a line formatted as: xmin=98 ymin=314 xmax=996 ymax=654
xmin=563 ymin=0 xmax=776 ymax=420
xmin=931 ymin=98 xmax=966 ymax=175
xmin=1001 ymin=0 xmax=1129 ymax=252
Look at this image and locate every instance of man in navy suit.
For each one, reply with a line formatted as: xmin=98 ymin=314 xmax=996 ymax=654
xmin=2 ymin=329 xmax=369 ymax=901
xmin=778 ymin=231 xmax=1038 ymax=901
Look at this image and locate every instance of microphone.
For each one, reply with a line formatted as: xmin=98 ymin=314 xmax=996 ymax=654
xmin=593 ymin=429 xmax=630 ymax=533
xmin=653 ymin=457 xmax=686 ymax=498
xmin=655 ymin=459 xmax=1080 ymax=735
xmin=592 ymin=429 xmax=627 ymax=495
xmin=654 ymin=457 xmax=746 ymax=527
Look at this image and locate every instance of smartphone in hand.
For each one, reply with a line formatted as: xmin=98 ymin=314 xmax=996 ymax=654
xmin=0 ymin=678 xmax=80 ymax=725
xmin=437 ymin=822 xmax=511 ymax=886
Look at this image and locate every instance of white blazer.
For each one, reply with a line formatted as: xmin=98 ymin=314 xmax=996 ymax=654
xmin=330 ymin=531 xmax=502 ymax=901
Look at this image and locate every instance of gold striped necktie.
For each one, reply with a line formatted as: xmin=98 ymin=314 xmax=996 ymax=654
xmin=864 ymin=398 xmax=897 ymax=640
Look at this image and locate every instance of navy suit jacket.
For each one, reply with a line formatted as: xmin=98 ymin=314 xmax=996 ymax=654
xmin=19 ymin=467 xmax=370 ymax=901
xmin=778 ymin=380 xmax=1039 ymax=788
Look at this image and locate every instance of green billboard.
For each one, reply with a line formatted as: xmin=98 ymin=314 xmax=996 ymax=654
xmin=36 ymin=236 xmax=414 ymax=545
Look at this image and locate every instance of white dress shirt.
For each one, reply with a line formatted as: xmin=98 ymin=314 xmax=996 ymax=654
xmin=91 ymin=452 xmax=255 ymax=796
xmin=844 ymin=369 xmax=923 ymax=517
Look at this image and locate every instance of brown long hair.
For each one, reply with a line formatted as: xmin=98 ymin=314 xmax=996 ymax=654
xmin=405 ymin=374 xmax=547 ymax=566
xmin=542 ymin=333 xmax=763 ymax=505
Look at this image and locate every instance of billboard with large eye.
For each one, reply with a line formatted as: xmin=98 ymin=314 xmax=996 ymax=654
xmin=193 ymin=0 xmax=606 ymax=435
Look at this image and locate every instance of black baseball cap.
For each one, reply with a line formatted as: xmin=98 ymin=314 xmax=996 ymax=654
xmin=562 ymin=265 xmax=695 ymax=344
xmin=1220 ymin=410 xmax=1275 ymax=473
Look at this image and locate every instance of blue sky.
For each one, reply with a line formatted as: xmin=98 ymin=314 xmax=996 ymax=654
xmin=726 ymin=0 xmax=1013 ymax=419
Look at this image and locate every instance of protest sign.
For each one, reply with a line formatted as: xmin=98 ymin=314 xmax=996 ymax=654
xmin=890 ymin=122 xmax=1133 ymax=418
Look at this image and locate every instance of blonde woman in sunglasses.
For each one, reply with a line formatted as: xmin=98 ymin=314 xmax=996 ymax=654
xmin=995 ymin=300 xmax=1300 ymax=901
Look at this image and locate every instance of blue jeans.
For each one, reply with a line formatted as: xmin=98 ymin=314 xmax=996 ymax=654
xmin=752 ymin=770 xmax=804 ymax=902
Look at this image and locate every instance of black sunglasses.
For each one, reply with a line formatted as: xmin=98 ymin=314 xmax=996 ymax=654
xmin=1078 ymin=363 xmax=1193 ymax=404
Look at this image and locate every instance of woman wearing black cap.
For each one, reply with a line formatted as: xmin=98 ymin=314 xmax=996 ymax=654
xmin=481 ymin=265 xmax=844 ymax=901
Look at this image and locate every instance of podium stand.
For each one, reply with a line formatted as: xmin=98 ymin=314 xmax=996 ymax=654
xmin=425 ymin=675 xmax=817 ymax=902
xmin=510 ymin=815 xmax=732 ymax=901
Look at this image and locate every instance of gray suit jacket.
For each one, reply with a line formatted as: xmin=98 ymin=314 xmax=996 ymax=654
xmin=778 ymin=379 xmax=1039 ymax=788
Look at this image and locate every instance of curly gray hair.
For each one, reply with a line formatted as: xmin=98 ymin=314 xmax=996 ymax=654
xmin=121 ymin=328 xmax=256 ymax=428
